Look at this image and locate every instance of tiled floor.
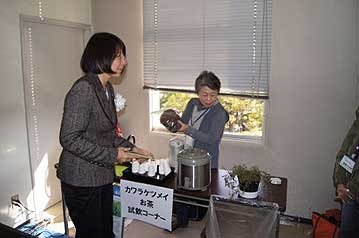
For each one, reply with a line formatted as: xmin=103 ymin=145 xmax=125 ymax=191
xmin=44 ymin=202 xmax=313 ymax=238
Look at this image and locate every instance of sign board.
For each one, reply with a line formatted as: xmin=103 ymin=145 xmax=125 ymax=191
xmin=121 ymin=179 xmax=174 ymax=231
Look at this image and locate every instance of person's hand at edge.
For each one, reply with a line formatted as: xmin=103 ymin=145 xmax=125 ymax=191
xmin=336 ymin=183 xmax=354 ymax=203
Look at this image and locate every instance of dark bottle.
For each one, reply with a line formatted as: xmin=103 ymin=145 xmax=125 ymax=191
xmin=160 ymin=109 xmax=181 ymax=133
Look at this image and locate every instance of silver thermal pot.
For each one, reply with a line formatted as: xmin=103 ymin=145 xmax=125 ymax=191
xmin=177 ymin=148 xmax=211 ymax=191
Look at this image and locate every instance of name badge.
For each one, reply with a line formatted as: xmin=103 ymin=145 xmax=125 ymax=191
xmin=339 ymin=155 xmax=356 ymax=174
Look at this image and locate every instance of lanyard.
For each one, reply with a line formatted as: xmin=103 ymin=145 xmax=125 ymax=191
xmin=190 ymin=108 xmax=210 ymax=126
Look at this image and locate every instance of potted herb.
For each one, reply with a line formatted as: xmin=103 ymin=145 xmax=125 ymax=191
xmin=225 ymin=164 xmax=270 ymax=199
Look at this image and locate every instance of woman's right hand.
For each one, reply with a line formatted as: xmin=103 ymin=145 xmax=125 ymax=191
xmin=117 ymin=147 xmax=134 ymax=164
xmin=177 ymin=120 xmax=189 ymax=133
xmin=336 ymin=184 xmax=353 ymax=203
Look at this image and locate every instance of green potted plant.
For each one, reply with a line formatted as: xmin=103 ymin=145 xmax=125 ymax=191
xmin=226 ymin=164 xmax=270 ymax=199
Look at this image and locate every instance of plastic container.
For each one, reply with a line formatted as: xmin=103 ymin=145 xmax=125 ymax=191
xmin=206 ymin=195 xmax=279 ymax=238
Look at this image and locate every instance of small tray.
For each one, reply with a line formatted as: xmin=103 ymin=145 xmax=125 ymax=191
xmin=121 ymin=166 xmax=174 ymax=186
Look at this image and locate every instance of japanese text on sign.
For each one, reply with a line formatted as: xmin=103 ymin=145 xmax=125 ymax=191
xmin=121 ymin=180 xmax=174 ymax=230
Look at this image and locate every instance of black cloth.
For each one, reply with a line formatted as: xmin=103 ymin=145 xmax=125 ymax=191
xmin=175 ymin=202 xmax=190 ymax=226
xmin=61 ymin=182 xmax=114 ymax=238
xmin=174 ymin=202 xmax=207 ymax=227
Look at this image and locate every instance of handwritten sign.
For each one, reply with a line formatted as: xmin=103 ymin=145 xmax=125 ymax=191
xmin=120 ymin=180 xmax=174 ymax=231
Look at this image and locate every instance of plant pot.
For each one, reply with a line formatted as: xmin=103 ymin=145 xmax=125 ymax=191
xmin=238 ymin=181 xmax=260 ymax=199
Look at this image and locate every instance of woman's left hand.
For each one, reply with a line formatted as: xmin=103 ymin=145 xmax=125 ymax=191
xmin=132 ymin=147 xmax=154 ymax=160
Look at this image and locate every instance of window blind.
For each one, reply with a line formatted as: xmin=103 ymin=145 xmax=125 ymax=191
xmin=143 ymin=0 xmax=272 ymax=98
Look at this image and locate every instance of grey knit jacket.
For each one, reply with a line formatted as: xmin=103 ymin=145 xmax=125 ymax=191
xmin=57 ymin=73 xmax=134 ymax=187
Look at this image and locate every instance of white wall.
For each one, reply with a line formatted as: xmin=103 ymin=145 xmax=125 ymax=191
xmin=0 ymin=0 xmax=91 ymax=226
xmin=93 ymin=0 xmax=359 ymax=218
xmin=265 ymin=0 xmax=358 ymax=216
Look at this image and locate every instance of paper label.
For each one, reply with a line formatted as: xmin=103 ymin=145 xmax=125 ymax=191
xmin=184 ymin=135 xmax=194 ymax=149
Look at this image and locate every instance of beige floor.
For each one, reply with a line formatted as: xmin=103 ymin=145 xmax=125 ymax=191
xmin=123 ymin=218 xmax=313 ymax=238
xmin=43 ymin=201 xmax=76 ymax=237
xmin=44 ymin=201 xmax=313 ymax=238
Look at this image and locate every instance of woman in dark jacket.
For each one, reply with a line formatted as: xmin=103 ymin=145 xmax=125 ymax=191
xmin=57 ymin=32 xmax=151 ymax=238
xmin=179 ymin=70 xmax=229 ymax=169
xmin=173 ymin=71 xmax=229 ymax=229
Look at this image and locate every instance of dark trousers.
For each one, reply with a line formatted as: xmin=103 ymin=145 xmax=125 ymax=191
xmin=61 ymin=182 xmax=114 ymax=238
xmin=339 ymin=201 xmax=359 ymax=238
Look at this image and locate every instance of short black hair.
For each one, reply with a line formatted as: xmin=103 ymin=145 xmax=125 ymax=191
xmin=80 ymin=32 xmax=126 ymax=74
xmin=195 ymin=70 xmax=221 ymax=93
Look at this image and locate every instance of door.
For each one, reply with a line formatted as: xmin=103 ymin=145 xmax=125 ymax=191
xmin=21 ymin=16 xmax=91 ymax=212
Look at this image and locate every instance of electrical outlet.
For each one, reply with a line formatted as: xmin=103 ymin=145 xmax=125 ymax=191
xmin=11 ymin=194 xmax=19 ymax=204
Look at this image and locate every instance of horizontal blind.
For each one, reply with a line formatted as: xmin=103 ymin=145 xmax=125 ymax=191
xmin=144 ymin=0 xmax=272 ymax=98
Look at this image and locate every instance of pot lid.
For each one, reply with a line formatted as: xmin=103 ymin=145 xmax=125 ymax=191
xmin=177 ymin=148 xmax=211 ymax=166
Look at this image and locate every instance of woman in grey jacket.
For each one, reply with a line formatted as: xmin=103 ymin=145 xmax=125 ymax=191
xmin=57 ymin=32 xmax=151 ymax=238
xmin=173 ymin=71 xmax=229 ymax=229
xmin=178 ymin=70 xmax=229 ymax=169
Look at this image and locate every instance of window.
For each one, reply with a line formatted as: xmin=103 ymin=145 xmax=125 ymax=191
xmin=144 ymin=0 xmax=271 ymax=139
xmin=150 ymin=91 xmax=264 ymax=138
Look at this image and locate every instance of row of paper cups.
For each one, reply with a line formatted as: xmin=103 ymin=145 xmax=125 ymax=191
xmin=132 ymin=158 xmax=171 ymax=176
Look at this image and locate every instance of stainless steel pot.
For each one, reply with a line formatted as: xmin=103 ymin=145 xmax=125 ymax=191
xmin=177 ymin=148 xmax=211 ymax=191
